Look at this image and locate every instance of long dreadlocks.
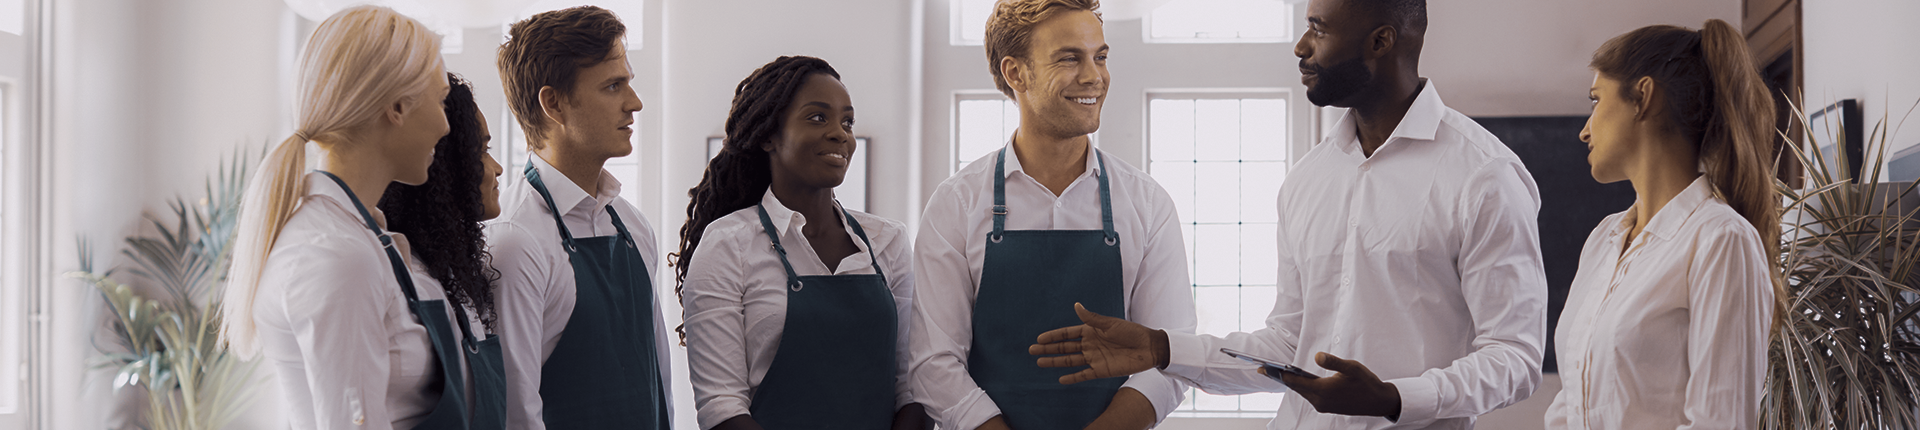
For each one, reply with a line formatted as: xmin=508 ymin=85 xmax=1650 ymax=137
xmin=670 ymin=56 xmax=841 ymax=343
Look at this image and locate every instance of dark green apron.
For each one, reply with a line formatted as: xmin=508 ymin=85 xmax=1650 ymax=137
xmin=966 ymin=148 xmax=1128 ymax=430
xmin=318 ymin=171 xmax=506 ymax=430
xmin=744 ymin=204 xmax=897 ymax=429
xmin=524 ymin=165 xmax=671 ymax=429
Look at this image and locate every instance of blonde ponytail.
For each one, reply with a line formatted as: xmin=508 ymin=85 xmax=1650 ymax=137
xmin=223 ymin=5 xmax=443 ymax=356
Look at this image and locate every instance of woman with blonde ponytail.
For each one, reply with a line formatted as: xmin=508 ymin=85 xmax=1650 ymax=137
xmin=1548 ymin=19 xmax=1781 ymax=429
xmin=221 ymin=6 xmax=501 ymax=430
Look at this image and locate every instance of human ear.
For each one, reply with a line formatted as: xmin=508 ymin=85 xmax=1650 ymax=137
xmin=1001 ymin=56 xmax=1029 ymax=95
xmin=1368 ymin=25 xmax=1397 ymax=59
xmin=1632 ymin=76 xmax=1660 ymax=122
xmin=538 ymin=86 xmax=567 ymax=128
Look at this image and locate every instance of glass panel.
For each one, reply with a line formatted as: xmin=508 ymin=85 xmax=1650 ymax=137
xmin=955 ymin=98 xmax=1017 ymax=173
xmin=1149 ymin=0 xmax=1291 ymax=42
xmin=1193 ymin=224 xmax=1238 ymax=286
xmin=1149 ymin=99 xmax=1195 ymax=161
xmin=1193 ymin=99 xmax=1240 ymax=161
xmin=1148 ymin=161 xmax=1194 ymax=225
xmin=1193 ymin=161 xmax=1238 ymax=224
xmin=1240 ymin=161 xmax=1284 ymax=223
xmin=1195 ymin=286 xmax=1239 ymax=336
xmin=1240 ymin=224 xmax=1277 ymax=285
xmin=1241 ymin=98 xmax=1287 ymax=161
xmin=954 ymin=0 xmax=993 ymax=45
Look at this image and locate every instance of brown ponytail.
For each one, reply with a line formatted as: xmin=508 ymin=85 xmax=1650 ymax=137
xmin=1591 ymin=19 xmax=1785 ymax=328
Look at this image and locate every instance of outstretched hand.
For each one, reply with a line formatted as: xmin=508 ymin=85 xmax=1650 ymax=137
xmin=1028 ymin=303 xmax=1168 ymax=385
xmin=1267 ymin=352 xmax=1402 ymax=419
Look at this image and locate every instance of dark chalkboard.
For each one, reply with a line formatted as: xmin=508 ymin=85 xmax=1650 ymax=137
xmin=1472 ymin=116 xmax=1637 ymax=373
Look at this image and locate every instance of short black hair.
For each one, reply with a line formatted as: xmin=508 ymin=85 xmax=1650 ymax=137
xmin=1352 ymin=0 xmax=1426 ymax=34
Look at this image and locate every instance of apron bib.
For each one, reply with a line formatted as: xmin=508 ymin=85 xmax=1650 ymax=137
xmin=965 ymin=149 xmax=1129 ymax=430
xmin=744 ymin=204 xmax=897 ymax=429
xmin=318 ymin=171 xmax=505 ymax=430
xmin=524 ymin=165 xmax=671 ymax=429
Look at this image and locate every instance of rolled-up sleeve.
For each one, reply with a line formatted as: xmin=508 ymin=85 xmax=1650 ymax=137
xmin=907 ymin=182 xmax=1001 ymax=430
xmin=1388 ymin=159 xmax=1547 ymax=426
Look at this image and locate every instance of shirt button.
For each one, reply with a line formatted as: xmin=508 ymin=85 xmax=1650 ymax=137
xmin=1341 ymin=276 xmax=1351 ymax=285
xmin=1348 ymin=218 xmax=1358 ymax=228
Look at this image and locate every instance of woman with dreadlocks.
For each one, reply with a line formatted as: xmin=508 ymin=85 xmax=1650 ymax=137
xmin=377 ymin=72 xmax=507 ymax=429
xmin=676 ymin=56 xmax=929 ymax=430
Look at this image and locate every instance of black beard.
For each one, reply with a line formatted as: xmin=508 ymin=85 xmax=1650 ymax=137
xmin=1303 ymin=56 xmax=1372 ymax=107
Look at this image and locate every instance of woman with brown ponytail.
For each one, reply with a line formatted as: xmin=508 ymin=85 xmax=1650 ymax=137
xmin=1548 ymin=19 xmax=1781 ymax=429
xmin=675 ymin=55 xmax=929 ymax=430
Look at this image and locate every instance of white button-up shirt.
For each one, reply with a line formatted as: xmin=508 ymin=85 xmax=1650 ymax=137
xmin=1545 ymin=176 xmax=1772 ymax=429
xmin=485 ymin=156 xmax=672 ymax=430
xmin=256 ymin=172 xmax=472 ymax=430
xmin=1161 ymin=81 xmax=1549 ymax=429
xmin=910 ymin=144 xmax=1197 ymax=430
xmin=682 ymin=190 xmax=916 ymax=429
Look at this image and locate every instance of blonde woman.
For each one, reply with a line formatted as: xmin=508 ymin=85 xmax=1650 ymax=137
xmin=221 ymin=6 xmax=499 ymax=430
xmin=1548 ymin=19 xmax=1780 ymax=429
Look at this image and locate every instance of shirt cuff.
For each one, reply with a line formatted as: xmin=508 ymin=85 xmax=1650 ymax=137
xmin=1162 ymin=330 xmax=1211 ymax=381
xmin=1121 ymin=370 xmax=1183 ymax=425
xmin=696 ymin=396 xmax=752 ymax=430
xmin=942 ymin=388 xmax=1003 ymax=430
xmin=1385 ymin=375 xmax=1439 ymax=426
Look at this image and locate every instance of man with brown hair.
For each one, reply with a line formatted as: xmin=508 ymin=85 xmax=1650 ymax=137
xmin=907 ymin=0 xmax=1195 ymax=429
xmin=486 ymin=6 xmax=671 ymax=429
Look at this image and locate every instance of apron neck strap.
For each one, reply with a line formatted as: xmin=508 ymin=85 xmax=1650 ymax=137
xmin=316 ymin=171 xmax=423 ymax=304
xmin=755 ymin=203 xmax=885 ymax=290
xmin=526 ymin=163 xmax=635 ymax=249
xmin=991 ymin=147 xmax=1119 ymax=244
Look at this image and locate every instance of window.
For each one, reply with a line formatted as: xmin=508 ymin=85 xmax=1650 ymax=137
xmin=1146 ymin=0 xmax=1291 ymax=43
xmin=1148 ymin=94 xmax=1289 ymax=416
xmin=705 ymin=136 xmax=869 ymax=212
xmin=953 ymin=95 xmax=1018 ymax=173
xmin=950 ymin=0 xmax=994 ymax=45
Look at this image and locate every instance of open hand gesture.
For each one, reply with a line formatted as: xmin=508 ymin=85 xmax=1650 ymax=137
xmin=1027 ymin=303 xmax=1165 ymax=385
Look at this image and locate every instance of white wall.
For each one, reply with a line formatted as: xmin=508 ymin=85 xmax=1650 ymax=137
xmin=1803 ymin=0 xmax=1920 ymax=181
xmin=1423 ymin=0 xmax=1741 ymax=117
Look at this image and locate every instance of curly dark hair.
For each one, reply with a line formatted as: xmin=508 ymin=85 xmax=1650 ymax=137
xmin=378 ymin=72 xmax=499 ymax=332
xmin=669 ymin=56 xmax=841 ymax=343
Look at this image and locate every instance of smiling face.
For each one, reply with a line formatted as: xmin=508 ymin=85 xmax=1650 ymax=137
xmin=391 ymin=64 xmax=451 ymax=186
xmin=765 ymin=73 xmax=857 ymax=192
xmin=1295 ymin=0 xmax=1375 ymax=107
xmin=1580 ymin=73 xmax=1643 ymax=184
xmin=554 ymin=40 xmax=644 ymax=161
xmin=1006 ymin=9 xmax=1109 ymax=139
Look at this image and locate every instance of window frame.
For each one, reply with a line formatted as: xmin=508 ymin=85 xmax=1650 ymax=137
xmin=1145 ymin=88 xmax=1292 ymax=417
xmin=1142 ymin=0 xmax=1295 ymax=45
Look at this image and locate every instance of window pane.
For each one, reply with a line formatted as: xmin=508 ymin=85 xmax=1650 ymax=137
xmin=1194 ymin=99 xmax=1240 ymax=161
xmin=954 ymin=0 xmax=993 ymax=45
xmin=956 ymin=99 xmax=1016 ymax=173
xmin=1193 ymin=161 xmax=1238 ymax=224
xmin=1149 ymin=0 xmax=1291 ymax=42
xmin=1149 ymin=99 xmax=1195 ymax=161
xmin=1193 ymin=224 xmax=1238 ymax=286
xmin=1241 ymin=98 xmax=1288 ymax=161
xmin=1240 ymin=224 xmax=1277 ymax=285
xmin=1195 ymin=286 xmax=1239 ymax=336
xmin=1240 ymin=161 xmax=1284 ymax=223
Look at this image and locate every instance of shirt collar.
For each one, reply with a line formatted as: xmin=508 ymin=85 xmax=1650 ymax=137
xmin=999 ymin=137 xmax=1103 ymax=179
xmin=306 ymin=171 xmax=383 ymax=228
xmin=756 ymin=188 xmax=862 ymax=251
xmin=1622 ymin=176 xmax=1717 ymax=242
xmin=530 ymin=155 xmax=623 ymax=215
xmin=1327 ymin=78 xmax=1447 ymax=153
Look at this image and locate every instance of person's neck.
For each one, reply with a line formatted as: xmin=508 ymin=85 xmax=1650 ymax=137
xmin=320 ymin=147 xmax=397 ymax=229
xmin=1349 ymin=77 xmax=1425 ymax=157
xmin=769 ymin=179 xmax=840 ymax=237
xmin=1010 ymin=126 xmax=1091 ymax=196
xmin=1625 ymin=136 xmax=1703 ymax=242
xmin=534 ymin=141 xmax=608 ymax=198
